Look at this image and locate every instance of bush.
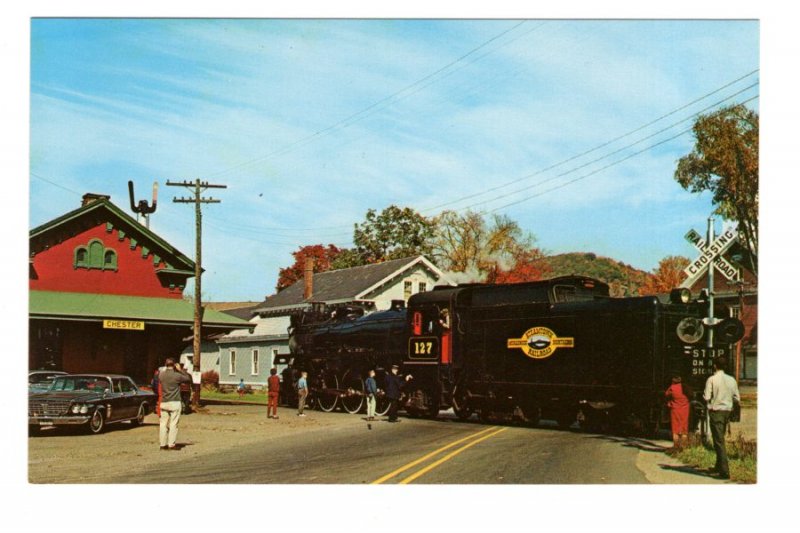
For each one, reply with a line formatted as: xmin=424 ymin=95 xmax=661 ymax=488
xmin=201 ymin=370 xmax=219 ymax=390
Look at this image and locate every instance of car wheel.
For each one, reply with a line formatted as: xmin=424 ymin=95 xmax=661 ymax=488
xmin=131 ymin=403 xmax=147 ymax=426
xmin=88 ymin=409 xmax=105 ymax=434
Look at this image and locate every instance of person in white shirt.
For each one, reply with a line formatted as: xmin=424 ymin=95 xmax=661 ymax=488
xmin=703 ymin=356 xmax=740 ymax=479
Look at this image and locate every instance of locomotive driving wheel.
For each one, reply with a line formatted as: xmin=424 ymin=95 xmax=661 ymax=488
xmin=341 ymin=373 xmax=365 ymax=414
xmin=315 ymin=372 xmax=339 ymax=412
xmin=451 ymin=383 xmax=473 ymax=421
xmin=519 ymin=404 xmax=541 ymax=427
xmin=556 ymin=408 xmax=576 ymax=430
xmin=375 ymin=394 xmax=391 ymax=416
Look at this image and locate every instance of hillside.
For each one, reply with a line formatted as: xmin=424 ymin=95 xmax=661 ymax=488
xmin=536 ymin=252 xmax=652 ymax=297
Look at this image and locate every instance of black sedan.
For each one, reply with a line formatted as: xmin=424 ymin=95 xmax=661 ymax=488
xmin=29 ymin=374 xmax=156 ymax=434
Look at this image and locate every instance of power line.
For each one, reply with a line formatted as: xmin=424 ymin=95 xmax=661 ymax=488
xmin=201 ymin=74 xmax=758 ymax=238
xmin=206 ymin=20 xmax=534 ymax=179
xmin=455 ymin=84 xmax=759 ymax=213
xmin=485 ymin=93 xmax=759 ymax=214
xmin=420 ymin=69 xmax=760 ymax=214
xmin=30 ymin=172 xmax=82 ymax=196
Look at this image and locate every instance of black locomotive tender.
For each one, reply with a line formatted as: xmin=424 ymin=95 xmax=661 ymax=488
xmin=288 ymin=275 xmax=744 ymax=433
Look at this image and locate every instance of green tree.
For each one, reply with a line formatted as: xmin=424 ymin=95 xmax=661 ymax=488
xmin=675 ymin=104 xmax=758 ymax=275
xmin=353 ymin=205 xmax=435 ymax=263
xmin=329 ymin=247 xmax=367 ymax=270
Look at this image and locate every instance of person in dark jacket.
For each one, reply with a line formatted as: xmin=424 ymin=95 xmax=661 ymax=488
xmin=365 ymin=369 xmax=378 ymax=421
xmin=267 ymin=368 xmax=280 ymax=419
xmin=151 ymin=368 xmax=162 ymax=416
xmin=281 ymin=364 xmax=295 ymax=406
xmin=175 ymin=362 xmax=193 ymax=414
xmin=384 ymin=365 xmax=412 ymax=422
xmin=158 ymin=358 xmax=193 ymax=450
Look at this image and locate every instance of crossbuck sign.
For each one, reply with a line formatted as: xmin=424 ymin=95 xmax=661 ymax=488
xmin=681 ymin=227 xmax=739 ymax=288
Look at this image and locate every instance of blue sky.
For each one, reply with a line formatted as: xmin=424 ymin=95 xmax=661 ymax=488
xmin=29 ymin=19 xmax=759 ymax=301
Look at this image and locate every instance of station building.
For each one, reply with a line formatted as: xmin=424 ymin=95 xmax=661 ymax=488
xmin=29 ymin=193 xmax=251 ymax=384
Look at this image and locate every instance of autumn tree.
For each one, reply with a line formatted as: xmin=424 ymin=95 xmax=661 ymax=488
xmin=276 ymin=244 xmax=342 ymax=292
xmin=353 ymin=205 xmax=435 ymax=263
xmin=638 ymin=255 xmax=691 ymax=296
xmin=430 ymin=209 xmax=538 ymax=279
xmin=675 ymin=104 xmax=758 ymax=275
xmin=486 ymin=248 xmax=550 ymax=284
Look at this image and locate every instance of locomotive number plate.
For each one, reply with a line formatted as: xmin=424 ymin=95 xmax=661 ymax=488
xmin=408 ymin=337 xmax=439 ymax=359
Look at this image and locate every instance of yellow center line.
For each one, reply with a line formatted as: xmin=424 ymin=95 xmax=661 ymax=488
xmin=371 ymin=426 xmax=500 ymax=484
xmin=399 ymin=427 xmax=508 ymax=484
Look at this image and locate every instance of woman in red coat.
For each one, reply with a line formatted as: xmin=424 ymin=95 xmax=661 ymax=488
xmin=665 ymin=375 xmax=691 ymax=453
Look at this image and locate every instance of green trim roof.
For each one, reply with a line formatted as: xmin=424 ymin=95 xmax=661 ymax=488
xmin=30 ymin=290 xmax=252 ymax=330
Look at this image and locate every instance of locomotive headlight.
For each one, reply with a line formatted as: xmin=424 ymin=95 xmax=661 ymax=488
xmin=669 ymin=288 xmax=692 ymax=304
xmin=676 ymin=317 xmax=705 ymax=344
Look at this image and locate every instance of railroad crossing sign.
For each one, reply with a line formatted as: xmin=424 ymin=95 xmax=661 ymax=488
xmin=681 ymin=227 xmax=740 ymax=288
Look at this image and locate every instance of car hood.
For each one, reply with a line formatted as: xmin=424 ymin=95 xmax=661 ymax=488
xmin=29 ymin=390 xmax=106 ymax=402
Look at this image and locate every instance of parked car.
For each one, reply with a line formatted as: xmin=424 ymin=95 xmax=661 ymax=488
xmin=28 ymin=370 xmax=68 ymax=393
xmin=29 ymin=374 xmax=156 ymax=434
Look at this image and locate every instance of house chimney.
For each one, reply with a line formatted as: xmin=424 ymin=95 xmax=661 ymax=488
xmin=81 ymin=193 xmax=111 ymax=207
xmin=304 ymin=257 xmax=314 ymax=300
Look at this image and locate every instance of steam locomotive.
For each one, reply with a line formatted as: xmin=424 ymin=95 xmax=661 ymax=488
xmin=287 ymin=275 xmax=744 ymax=433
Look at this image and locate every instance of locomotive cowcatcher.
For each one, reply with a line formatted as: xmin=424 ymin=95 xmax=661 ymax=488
xmin=288 ymin=275 xmax=744 ymax=434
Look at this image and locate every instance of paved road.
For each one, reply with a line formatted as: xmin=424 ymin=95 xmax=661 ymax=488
xmin=102 ymin=411 xmax=648 ymax=484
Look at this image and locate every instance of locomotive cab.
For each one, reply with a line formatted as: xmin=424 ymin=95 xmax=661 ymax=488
xmin=403 ymin=287 xmax=461 ymax=417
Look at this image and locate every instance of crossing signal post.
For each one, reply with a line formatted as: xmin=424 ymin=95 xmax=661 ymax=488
xmin=166 ymin=179 xmax=227 ymax=409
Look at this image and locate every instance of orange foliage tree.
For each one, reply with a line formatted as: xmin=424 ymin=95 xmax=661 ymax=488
xmin=276 ymin=244 xmax=342 ymax=292
xmin=486 ymin=249 xmax=550 ymax=284
xmin=638 ymin=256 xmax=690 ymax=295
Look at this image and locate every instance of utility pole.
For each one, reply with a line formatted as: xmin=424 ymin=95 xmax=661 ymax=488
xmin=166 ymin=179 xmax=227 ymax=409
xmin=706 ymin=217 xmax=715 ymax=348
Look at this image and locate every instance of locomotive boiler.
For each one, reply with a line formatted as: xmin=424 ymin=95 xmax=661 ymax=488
xmin=288 ymin=275 xmax=744 ymax=433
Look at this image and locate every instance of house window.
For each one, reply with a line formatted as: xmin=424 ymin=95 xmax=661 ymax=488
xmin=273 ymin=349 xmax=279 ymax=366
xmin=730 ymin=306 xmax=741 ymax=319
xmin=229 ymin=350 xmax=236 ymax=375
xmin=252 ymin=349 xmax=259 ymax=375
xmin=404 ymin=281 xmax=413 ymax=300
xmin=418 ymin=281 xmax=427 ymax=293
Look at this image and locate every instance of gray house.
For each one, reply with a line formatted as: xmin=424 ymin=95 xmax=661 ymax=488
xmin=217 ymin=255 xmax=454 ymax=390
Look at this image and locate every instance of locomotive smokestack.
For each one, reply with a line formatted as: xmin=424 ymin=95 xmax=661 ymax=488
xmin=304 ymin=257 xmax=314 ymax=300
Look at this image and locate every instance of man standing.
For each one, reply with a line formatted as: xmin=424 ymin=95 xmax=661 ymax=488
xmin=365 ymin=369 xmax=378 ymax=422
xmin=281 ymin=363 xmax=295 ymax=406
xmin=175 ymin=362 xmax=193 ymax=414
xmin=159 ymin=358 xmax=193 ymax=451
xmin=267 ymin=368 xmax=280 ymax=419
xmin=704 ymin=356 xmax=740 ymax=480
xmin=384 ymin=365 xmax=412 ymax=423
xmin=296 ymin=370 xmax=308 ymax=417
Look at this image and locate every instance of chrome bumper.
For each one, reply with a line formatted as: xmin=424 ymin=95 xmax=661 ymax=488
xmin=29 ymin=416 xmax=90 ymax=426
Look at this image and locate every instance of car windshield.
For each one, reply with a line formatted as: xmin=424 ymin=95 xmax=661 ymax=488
xmin=50 ymin=376 xmax=111 ymax=392
xmin=29 ymin=373 xmax=62 ymax=385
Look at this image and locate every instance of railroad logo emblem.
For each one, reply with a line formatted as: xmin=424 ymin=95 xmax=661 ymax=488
xmin=507 ymin=327 xmax=574 ymax=359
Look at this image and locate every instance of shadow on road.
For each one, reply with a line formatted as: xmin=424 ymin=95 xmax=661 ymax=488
xmin=657 ymin=463 xmax=720 ymax=479
xmin=586 ymin=434 xmax=670 ymax=453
